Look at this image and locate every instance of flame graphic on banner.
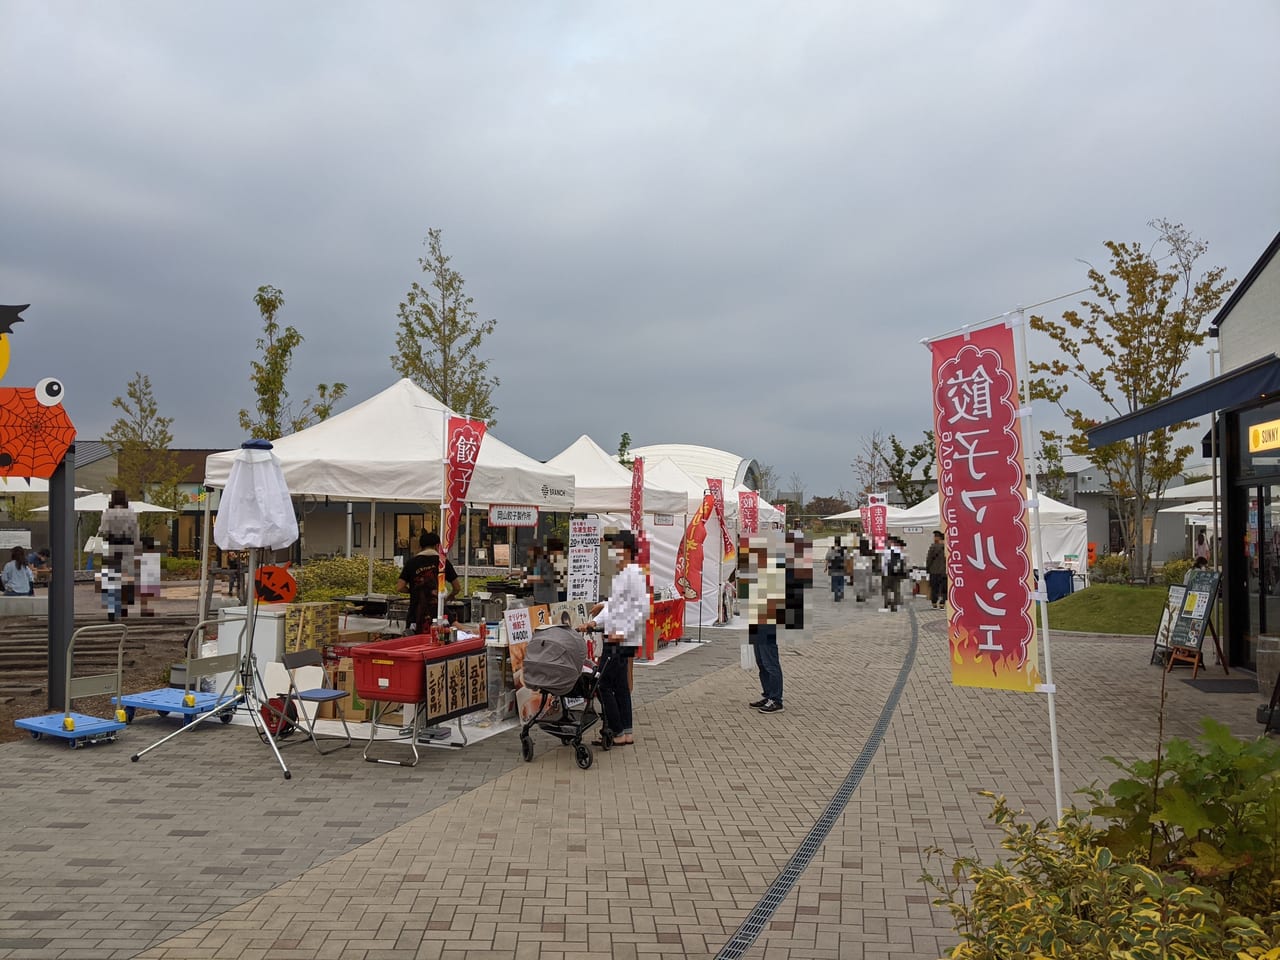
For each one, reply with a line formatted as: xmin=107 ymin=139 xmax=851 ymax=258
xmin=674 ymin=494 xmax=714 ymax=600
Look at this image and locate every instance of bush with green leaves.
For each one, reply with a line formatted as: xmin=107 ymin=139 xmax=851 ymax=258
xmin=1092 ymin=552 xmax=1132 ymax=583
xmin=925 ymin=720 xmax=1280 ymax=959
xmin=292 ymin=557 xmax=403 ymax=602
xmin=1162 ymin=558 xmax=1194 ymax=586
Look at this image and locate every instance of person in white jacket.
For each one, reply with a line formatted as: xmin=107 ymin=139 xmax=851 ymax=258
xmin=579 ymin=530 xmax=647 ymax=746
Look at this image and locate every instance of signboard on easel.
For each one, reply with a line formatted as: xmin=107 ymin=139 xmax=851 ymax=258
xmin=1151 ymin=570 xmax=1221 ymax=669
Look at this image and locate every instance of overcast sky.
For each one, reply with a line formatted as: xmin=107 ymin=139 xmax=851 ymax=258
xmin=3 ymin=1 xmax=1277 ymax=498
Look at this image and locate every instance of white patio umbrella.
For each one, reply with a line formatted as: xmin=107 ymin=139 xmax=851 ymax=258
xmin=34 ymin=492 xmax=175 ymax=514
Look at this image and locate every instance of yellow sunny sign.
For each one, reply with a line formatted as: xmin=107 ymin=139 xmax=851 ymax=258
xmin=1248 ymin=418 xmax=1280 ymax=454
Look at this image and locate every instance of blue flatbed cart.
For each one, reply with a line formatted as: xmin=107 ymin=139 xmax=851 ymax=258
xmin=15 ymin=623 xmax=129 ymax=749
xmin=114 ymin=617 xmax=238 ymax=725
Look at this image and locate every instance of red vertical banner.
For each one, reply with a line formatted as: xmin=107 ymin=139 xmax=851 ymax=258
xmin=867 ymin=493 xmax=888 ymax=550
xmin=629 ymin=457 xmax=645 ymax=533
xmin=859 ymin=506 xmax=869 ymax=537
xmin=442 ymin=416 xmax=487 ymax=571
xmin=738 ymin=490 xmax=759 ymax=534
xmin=707 ymin=478 xmax=734 ymax=559
xmin=674 ymin=495 xmax=714 ymax=600
xmin=931 ymin=323 xmax=1039 ymax=693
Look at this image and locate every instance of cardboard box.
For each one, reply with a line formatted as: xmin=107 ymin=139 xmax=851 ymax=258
xmin=283 ymin=602 xmax=341 ymax=653
xmin=330 ymin=657 xmax=368 ymax=723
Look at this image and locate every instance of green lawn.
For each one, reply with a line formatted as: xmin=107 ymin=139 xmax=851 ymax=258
xmin=1035 ymin=582 xmax=1168 ymax=636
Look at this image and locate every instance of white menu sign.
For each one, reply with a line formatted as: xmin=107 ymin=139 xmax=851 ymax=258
xmin=568 ymin=517 xmax=603 ymax=603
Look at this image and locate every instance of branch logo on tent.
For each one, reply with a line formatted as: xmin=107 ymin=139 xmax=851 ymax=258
xmin=540 ymin=483 xmax=567 ymax=501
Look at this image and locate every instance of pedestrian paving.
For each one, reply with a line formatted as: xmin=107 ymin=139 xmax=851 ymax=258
xmin=0 ymin=589 xmax=1263 ymax=959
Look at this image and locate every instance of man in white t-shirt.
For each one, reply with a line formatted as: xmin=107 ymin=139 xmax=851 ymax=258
xmin=579 ymin=530 xmax=647 ymax=746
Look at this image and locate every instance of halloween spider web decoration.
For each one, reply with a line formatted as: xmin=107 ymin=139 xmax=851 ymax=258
xmin=0 ymin=388 xmax=77 ymax=479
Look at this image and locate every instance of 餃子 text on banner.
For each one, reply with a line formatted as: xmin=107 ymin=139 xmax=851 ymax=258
xmin=931 ymin=323 xmax=1039 ymax=692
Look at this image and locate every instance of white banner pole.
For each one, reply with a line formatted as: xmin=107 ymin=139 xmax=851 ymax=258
xmin=1012 ymin=307 xmax=1065 ymax=823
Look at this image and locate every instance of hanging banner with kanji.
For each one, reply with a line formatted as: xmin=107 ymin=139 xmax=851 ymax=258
xmin=442 ymin=416 xmax=487 ymax=561
xmin=867 ymin=493 xmax=888 ymax=550
xmin=707 ymin=478 xmax=734 ymax=559
xmin=930 ymin=322 xmax=1038 ymax=693
xmin=630 ymin=457 xmax=645 ymax=533
xmin=738 ymin=490 xmax=759 ymax=534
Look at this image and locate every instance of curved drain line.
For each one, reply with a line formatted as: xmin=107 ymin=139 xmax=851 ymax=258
xmin=714 ymin=608 xmax=920 ymax=959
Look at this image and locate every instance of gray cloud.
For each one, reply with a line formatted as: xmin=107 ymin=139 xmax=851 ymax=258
xmin=3 ymin=0 xmax=1276 ymax=497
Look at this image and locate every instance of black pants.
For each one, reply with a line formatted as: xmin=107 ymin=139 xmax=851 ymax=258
xmin=929 ymin=573 xmax=947 ymax=605
xmin=598 ymin=644 xmax=634 ymax=736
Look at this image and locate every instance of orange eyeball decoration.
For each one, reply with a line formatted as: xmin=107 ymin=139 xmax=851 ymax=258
xmin=254 ymin=563 xmax=297 ymax=604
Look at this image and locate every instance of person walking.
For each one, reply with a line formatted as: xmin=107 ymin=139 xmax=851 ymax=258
xmin=926 ymin=530 xmax=947 ymax=609
xmin=824 ymin=536 xmax=847 ymax=602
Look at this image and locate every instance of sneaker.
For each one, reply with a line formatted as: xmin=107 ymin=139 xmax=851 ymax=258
xmin=757 ymin=699 xmax=784 ymax=713
xmin=748 ymin=697 xmax=768 ymax=709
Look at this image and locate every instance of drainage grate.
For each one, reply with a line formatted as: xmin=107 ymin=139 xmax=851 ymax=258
xmin=715 ymin=609 xmax=920 ymax=959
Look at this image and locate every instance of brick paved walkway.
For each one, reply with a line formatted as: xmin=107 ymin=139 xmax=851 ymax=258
xmin=0 ymin=591 xmax=1262 ymax=959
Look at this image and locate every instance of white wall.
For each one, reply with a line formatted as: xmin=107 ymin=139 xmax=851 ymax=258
xmin=1220 ymin=253 xmax=1280 ymax=371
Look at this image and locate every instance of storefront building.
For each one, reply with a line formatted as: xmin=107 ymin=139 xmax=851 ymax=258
xmin=1088 ymin=229 xmax=1280 ymax=669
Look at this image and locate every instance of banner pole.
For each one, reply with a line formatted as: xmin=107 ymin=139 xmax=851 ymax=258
xmin=439 ymin=407 xmax=448 ymax=625
xmin=1012 ymin=308 xmax=1065 ymax=823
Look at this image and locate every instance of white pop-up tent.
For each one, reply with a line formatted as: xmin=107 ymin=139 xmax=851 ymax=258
xmin=545 ymin=435 xmax=688 ymax=515
xmin=201 ymin=380 xmax=576 ymax=603
xmin=888 ymin=491 xmax=1088 ymax=571
xmin=205 ymin=380 xmax=575 ymax=508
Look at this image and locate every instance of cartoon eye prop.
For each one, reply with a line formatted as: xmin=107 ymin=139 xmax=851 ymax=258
xmin=35 ymin=378 xmax=64 ymax=406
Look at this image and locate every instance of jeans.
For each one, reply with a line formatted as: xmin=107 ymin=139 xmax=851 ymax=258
xmin=598 ymin=644 xmax=634 ymax=735
xmin=750 ymin=624 xmax=783 ymax=702
xmin=830 ymin=574 xmax=845 ymax=601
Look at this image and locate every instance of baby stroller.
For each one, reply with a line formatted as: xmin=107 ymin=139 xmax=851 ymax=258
xmin=519 ymin=625 xmax=607 ymax=769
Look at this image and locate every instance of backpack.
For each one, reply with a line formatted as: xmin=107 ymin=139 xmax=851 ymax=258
xmin=888 ymin=553 xmax=906 ymax=577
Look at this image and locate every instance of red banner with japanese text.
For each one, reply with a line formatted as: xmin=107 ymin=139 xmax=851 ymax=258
xmin=674 ymin=494 xmax=714 ymax=599
xmin=629 ymin=457 xmax=644 ymax=533
xmin=931 ymin=323 xmax=1039 ymax=692
xmin=442 ymin=417 xmax=487 ymax=593
xmin=707 ymin=478 xmax=734 ymax=559
xmin=859 ymin=506 xmax=869 ymax=537
xmin=867 ymin=493 xmax=888 ymax=550
xmin=738 ymin=490 xmax=759 ymax=534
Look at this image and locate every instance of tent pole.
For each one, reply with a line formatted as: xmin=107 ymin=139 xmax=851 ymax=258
xmin=345 ymin=502 xmax=353 ymax=558
xmin=367 ymin=500 xmax=376 ymax=596
xmin=464 ymin=503 xmax=472 ymax=600
xmin=197 ymin=491 xmax=213 ymax=624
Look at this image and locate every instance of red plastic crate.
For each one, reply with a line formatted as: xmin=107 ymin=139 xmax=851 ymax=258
xmin=351 ymin=633 xmax=486 ymax=703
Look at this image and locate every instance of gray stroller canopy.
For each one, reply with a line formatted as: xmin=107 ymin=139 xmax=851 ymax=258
xmin=522 ymin=625 xmax=587 ymax=695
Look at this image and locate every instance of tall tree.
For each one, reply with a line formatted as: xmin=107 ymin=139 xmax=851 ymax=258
xmin=391 ymin=228 xmax=499 ymax=423
xmin=754 ymin=462 xmax=779 ymax=502
xmin=850 ymin=431 xmax=890 ymax=503
xmin=617 ymin=431 xmax=634 ymax=468
xmin=238 ymin=285 xmax=347 ymax=439
xmin=787 ymin=471 xmax=806 ymax=511
xmin=884 ymin=431 xmax=936 ymax=506
xmin=1032 ymin=434 xmax=1072 ymax=502
xmin=104 ymin=372 xmax=185 ymax=534
xmin=1028 ymin=220 xmax=1233 ymax=578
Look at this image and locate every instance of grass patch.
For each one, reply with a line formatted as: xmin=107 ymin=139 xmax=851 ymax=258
xmin=1036 ymin=582 xmax=1168 ymax=635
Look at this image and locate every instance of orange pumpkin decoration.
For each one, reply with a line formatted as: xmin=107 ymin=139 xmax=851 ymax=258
xmin=254 ymin=563 xmax=297 ymax=604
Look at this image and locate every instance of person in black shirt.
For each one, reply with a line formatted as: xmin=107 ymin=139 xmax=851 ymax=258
xmin=395 ymin=531 xmax=460 ymax=633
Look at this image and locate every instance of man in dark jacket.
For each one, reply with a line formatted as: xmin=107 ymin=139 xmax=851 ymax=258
xmin=926 ymin=530 xmax=947 ymax=609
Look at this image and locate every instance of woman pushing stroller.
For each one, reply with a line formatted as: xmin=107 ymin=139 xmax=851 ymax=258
xmin=578 ymin=530 xmax=646 ymax=747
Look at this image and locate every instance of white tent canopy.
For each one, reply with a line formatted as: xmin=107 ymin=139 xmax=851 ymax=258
xmin=1161 ymin=478 xmax=1220 ymax=501
xmin=545 ymin=435 xmax=688 ymax=515
xmin=203 ymin=379 xmax=575 ymax=508
xmin=35 ymin=493 xmax=174 ymax=514
xmin=889 ymin=491 xmax=1088 ymax=569
xmin=824 ymin=504 xmax=910 ymax=522
xmin=0 ymin=478 xmax=91 ymax=494
xmin=1158 ymin=499 xmax=1221 ymax=516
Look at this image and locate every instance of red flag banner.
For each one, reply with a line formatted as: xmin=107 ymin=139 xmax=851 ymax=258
xmin=867 ymin=493 xmax=887 ymax=550
xmin=630 ymin=457 xmax=645 ymax=533
xmin=674 ymin=494 xmax=714 ymax=599
xmin=859 ymin=506 xmax=869 ymax=537
xmin=930 ymin=322 xmax=1039 ymax=693
xmin=442 ymin=416 xmax=487 ymax=557
xmin=738 ymin=490 xmax=759 ymax=534
xmin=707 ymin=478 xmax=734 ymax=560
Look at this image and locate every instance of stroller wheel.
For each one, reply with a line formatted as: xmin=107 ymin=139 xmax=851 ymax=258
xmin=520 ymin=736 xmax=534 ymax=762
xmin=575 ymin=744 xmax=593 ymax=769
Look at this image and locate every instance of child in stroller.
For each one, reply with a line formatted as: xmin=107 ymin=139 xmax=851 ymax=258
xmin=519 ymin=624 xmax=610 ymax=769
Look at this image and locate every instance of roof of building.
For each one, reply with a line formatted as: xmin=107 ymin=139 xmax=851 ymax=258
xmin=626 ymin=443 xmax=760 ymax=489
xmin=1210 ymin=228 xmax=1280 ymax=330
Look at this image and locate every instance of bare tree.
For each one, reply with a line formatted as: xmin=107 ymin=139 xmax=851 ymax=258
xmin=850 ymin=431 xmax=889 ymax=503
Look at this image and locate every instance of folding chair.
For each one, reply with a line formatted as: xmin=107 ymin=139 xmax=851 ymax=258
xmin=275 ymin=649 xmax=353 ymax=754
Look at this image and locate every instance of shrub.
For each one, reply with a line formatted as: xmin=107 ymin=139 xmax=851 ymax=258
xmin=923 ymin=795 xmax=1280 ymax=959
xmin=1162 ymin=558 xmax=1194 ymax=586
xmin=1092 ymin=552 xmax=1131 ymax=583
xmin=160 ymin=557 xmax=200 ymax=578
xmin=292 ymin=557 xmax=403 ymax=602
xmin=925 ymin=721 xmax=1280 ymax=958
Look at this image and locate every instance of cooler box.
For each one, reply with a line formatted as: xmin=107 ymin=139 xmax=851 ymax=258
xmin=1044 ymin=569 xmax=1074 ymax=603
xmin=351 ymin=633 xmax=486 ymax=703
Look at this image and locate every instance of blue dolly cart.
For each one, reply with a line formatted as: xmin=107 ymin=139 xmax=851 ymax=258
xmin=15 ymin=623 xmax=129 ymax=749
xmin=116 ymin=617 xmax=238 ymax=726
